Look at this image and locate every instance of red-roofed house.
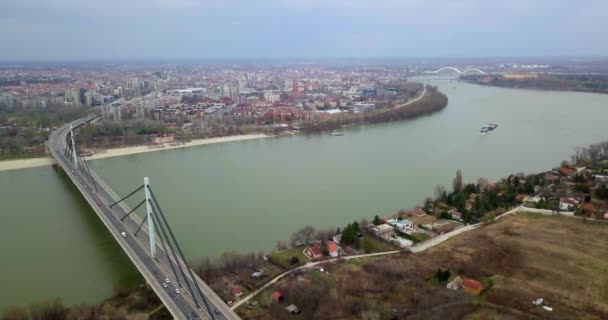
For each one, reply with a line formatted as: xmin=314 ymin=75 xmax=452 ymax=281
xmin=271 ymin=291 xmax=283 ymax=302
xmin=462 ymin=278 xmax=483 ymax=296
xmin=515 ymin=194 xmax=528 ymax=203
xmin=544 ymin=173 xmax=560 ymax=183
xmin=560 ymin=197 xmax=579 ymax=211
xmin=450 ymin=210 xmax=462 ymax=220
xmin=232 ymin=286 xmax=243 ymax=297
xmin=306 ymin=245 xmax=323 ymax=260
xmin=559 ymin=167 xmax=575 ymax=177
xmin=465 ymin=200 xmax=473 ymax=211
xmin=411 ymin=207 xmax=427 ymax=217
xmin=327 ymin=241 xmax=338 ymax=258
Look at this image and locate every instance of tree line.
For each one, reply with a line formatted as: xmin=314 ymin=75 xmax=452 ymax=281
xmin=299 ymin=86 xmax=448 ymax=134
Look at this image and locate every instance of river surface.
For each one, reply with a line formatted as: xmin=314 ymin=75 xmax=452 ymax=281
xmin=2 ymin=79 xmax=608 ymax=309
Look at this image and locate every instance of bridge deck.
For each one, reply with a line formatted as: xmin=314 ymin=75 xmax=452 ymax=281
xmin=48 ymin=117 xmax=239 ymax=320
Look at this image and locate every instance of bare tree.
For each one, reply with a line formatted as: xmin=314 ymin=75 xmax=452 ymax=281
xmin=1 ymin=306 xmax=29 ymax=320
xmin=434 ymin=185 xmax=446 ymax=199
xmin=359 ymin=217 xmax=370 ymax=229
xmin=276 ymin=240 xmax=288 ymax=251
xmin=315 ymin=228 xmax=336 ymax=245
xmin=452 ymin=169 xmax=463 ymax=193
xmin=256 ymin=251 xmax=265 ymax=265
xmin=571 ymin=146 xmax=582 ymax=165
xmin=289 ymin=225 xmax=316 ymax=247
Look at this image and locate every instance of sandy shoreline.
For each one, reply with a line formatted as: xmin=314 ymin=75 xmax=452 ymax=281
xmin=0 ymin=134 xmax=269 ymax=172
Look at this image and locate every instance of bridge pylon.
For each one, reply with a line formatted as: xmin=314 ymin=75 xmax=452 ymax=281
xmin=69 ymin=125 xmax=78 ymax=169
xmin=144 ymin=177 xmax=157 ymax=258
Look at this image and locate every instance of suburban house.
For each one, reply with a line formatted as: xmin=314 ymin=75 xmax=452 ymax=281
xmin=327 ymin=241 xmax=339 ymax=257
xmin=465 ymin=200 xmax=473 ymax=211
xmin=387 ymin=218 xmax=414 ymax=232
xmin=305 ymin=245 xmax=323 ymax=260
xmin=525 ymin=195 xmax=544 ymax=207
xmin=544 ymin=173 xmax=560 ymax=183
xmin=446 ymin=276 xmax=463 ymax=290
xmin=232 ymin=286 xmax=243 ymax=298
xmin=462 ymin=278 xmax=483 ymax=296
xmin=271 ymin=291 xmax=283 ymax=302
xmin=372 ymin=223 xmax=394 ymax=240
xmin=515 ymin=194 xmax=528 ymax=203
xmin=410 ymin=207 xmax=427 ymax=217
xmin=559 ymin=166 xmax=575 ymax=177
xmin=559 ymin=197 xmax=580 ymax=211
xmin=450 ymin=210 xmax=462 ymax=220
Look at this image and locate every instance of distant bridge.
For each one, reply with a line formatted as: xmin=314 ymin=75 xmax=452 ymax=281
xmin=430 ymin=67 xmax=486 ymax=75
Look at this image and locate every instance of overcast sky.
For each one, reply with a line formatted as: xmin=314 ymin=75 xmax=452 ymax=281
xmin=1 ymin=0 xmax=607 ymax=61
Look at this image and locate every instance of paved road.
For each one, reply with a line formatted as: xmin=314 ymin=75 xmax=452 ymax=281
xmin=48 ymin=117 xmax=240 ymax=320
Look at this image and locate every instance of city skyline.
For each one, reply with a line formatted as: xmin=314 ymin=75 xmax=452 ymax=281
xmin=1 ymin=0 xmax=608 ymax=61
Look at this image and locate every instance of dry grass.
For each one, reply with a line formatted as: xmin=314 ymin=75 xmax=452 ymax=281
xmin=421 ymin=213 xmax=608 ymax=319
xmin=239 ymin=213 xmax=608 ymax=319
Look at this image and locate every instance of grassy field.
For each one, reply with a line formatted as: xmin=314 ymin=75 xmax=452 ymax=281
xmin=360 ymin=234 xmax=398 ymax=253
xmin=238 ymin=213 xmax=608 ymax=319
xmin=269 ymin=247 xmax=308 ymax=269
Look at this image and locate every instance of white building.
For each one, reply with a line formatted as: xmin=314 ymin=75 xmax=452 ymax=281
xmin=387 ymin=219 xmax=414 ymax=232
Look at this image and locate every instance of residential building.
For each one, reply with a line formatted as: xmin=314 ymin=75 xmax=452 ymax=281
xmin=271 ymin=291 xmax=283 ymax=302
xmin=387 ymin=218 xmax=414 ymax=232
xmin=559 ymin=197 xmax=579 ymax=211
xmin=372 ymin=224 xmax=394 ymax=240
xmin=306 ymin=245 xmax=323 ymax=260
xmin=446 ymin=276 xmax=463 ymax=290
xmin=462 ymin=278 xmax=483 ymax=296
xmin=327 ymin=241 xmax=338 ymax=257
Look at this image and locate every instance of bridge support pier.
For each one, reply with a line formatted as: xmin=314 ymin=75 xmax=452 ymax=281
xmin=144 ymin=177 xmax=156 ymax=257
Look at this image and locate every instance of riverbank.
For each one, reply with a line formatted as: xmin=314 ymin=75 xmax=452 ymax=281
xmin=0 ymin=133 xmax=269 ymax=172
xmin=299 ymin=85 xmax=447 ymax=133
xmin=85 ymin=133 xmax=269 ymax=160
xmin=461 ymin=73 xmax=608 ymax=94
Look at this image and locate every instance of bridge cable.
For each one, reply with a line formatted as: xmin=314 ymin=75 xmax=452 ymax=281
xmin=147 ymin=186 xmax=215 ymax=318
xmin=77 ymin=154 xmax=96 ymax=190
xmin=120 ymin=199 xmax=146 ymax=221
xmin=109 ymin=185 xmax=145 ymax=208
xmin=80 ymin=156 xmax=97 ymax=192
xmin=134 ymin=214 xmax=149 ymax=237
xmin=148 ymin=198 xmax=200 ymax=306
xmin=148 ymin=203 xmax=194 ymax=303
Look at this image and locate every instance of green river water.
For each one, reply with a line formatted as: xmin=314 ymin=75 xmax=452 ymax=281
xmin=1 ymin=79 xmax=607 ymax=309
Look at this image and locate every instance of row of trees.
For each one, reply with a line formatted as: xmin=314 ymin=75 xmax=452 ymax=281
xmin=570 ymin=141 xmax=608 ymax=166
xmin=194 ymin=250 xmax=266 ymax=281
xmin=0 ymin=104 xmax=90 ymax=157
xmin=0 ymin=103 xmax=89 ymax=128
xmin=435 ymin=170 xmax=536 ymax=223
xmin=461 ymin=74 xmax=608 ymax=94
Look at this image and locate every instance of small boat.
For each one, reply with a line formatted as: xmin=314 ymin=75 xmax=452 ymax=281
xmin=480 ymin=123 xmax=498 ymax=133
xmin=331 ymin=132 xmax=344 ymax=136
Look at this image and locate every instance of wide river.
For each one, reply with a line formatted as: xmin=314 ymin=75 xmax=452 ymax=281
xmin=2 ymin=79 xmax=608 ymax=309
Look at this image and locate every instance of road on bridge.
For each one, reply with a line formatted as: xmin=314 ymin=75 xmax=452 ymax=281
xmin=48 ymin=117 xmax=240 ymax=320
